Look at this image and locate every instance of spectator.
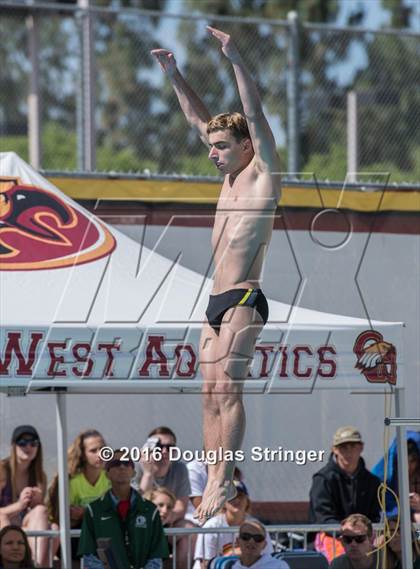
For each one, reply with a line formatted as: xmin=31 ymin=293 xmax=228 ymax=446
xmin=0 ymin=426 xmax=50 ymax=567
xmin=145 ymin=487 xmax=176 ymax=529
xmin=330 ymin=514 xmax=380 ymax=568
xmin=47 ymin=428 xmax=110 ymax=564
xmin=144 ymin=487 xmax=176 ymax=569
xmin=231 ymin=520 xmax=289 ymax=569
xmin=47 ymin=429 xmax=110 ymax=527
xmin=309 ymin=426 xmax=381 ymax=562
xmin=193 ymin=481 xmax=272 ymax=569
xmin=137 ymin=427 xmax=190 ymax=521
xmin=372 ymin=430 xmax=420 ymax=522
xmin=375 ymin=516 xmax=420 ymax=568
xmin=78 ymin=449 xmax=169 ymax=569
xmin=0 ymin=525 xmax=34 ymax=569
xmin=186 ymin=461 xmax=244 ymax=523
xmin=137 ymin=426 xmax=193 ymax=568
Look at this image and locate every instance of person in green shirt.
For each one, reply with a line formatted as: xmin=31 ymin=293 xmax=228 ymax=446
xmin=48 ymin=429 xmax=110 ymax=527
xmin=78 ymin=449 xmax=169 ymax=569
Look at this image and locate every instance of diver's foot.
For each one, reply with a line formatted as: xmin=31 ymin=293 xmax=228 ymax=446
xmin=194 ymin=480 xmax=236 ymax=525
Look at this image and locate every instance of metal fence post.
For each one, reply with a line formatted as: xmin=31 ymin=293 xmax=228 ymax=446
xmin=347 ymin=91 xmax=358 ymax=183
xmin=287 ymin=10 xmax=300 ymax=175
xmin=77 ymin=0 xmax=96 ymax=171
xmin=27 ymin=13 xmax=41 ymax=169
xmin=394 ymin=388 xmax=414 ymax=569
xmin=56 ymin=393 xmax=71 ymax=568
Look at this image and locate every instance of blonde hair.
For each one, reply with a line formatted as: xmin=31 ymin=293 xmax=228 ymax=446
xmin=47 ymin=429 xmax=105 ymax=524
xmin=207 ymin=112 xmax=250 ymax=142
xmin=144 ymin=486 xmax=176 ymax=507
xmin=341 ymin=513 xmax=373 ymax=537
xmin=67 ymin=429 xmax=105 ymax=476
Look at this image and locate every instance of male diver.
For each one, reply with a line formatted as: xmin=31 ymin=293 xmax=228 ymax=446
xmin=152 ymin=26 xmax=280 ymax=522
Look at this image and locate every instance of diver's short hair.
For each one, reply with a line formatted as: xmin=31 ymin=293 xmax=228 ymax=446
xmin=207 ymin=112 xmax=250 ymax=142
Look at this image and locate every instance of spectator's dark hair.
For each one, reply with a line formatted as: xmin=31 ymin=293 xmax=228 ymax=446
xmin=407 ymin=439 xmax=420 ymax=460
xmin=148 ymin=426 xmax=177 ymax=444
xmin=381 ymin=516 xmax=420 ymax=566
xmin=0 ymin=525 xmax=34 ymax=568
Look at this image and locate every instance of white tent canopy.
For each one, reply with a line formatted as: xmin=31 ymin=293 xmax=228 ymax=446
xmin=0 ymin=152 xmax=403 ymax=394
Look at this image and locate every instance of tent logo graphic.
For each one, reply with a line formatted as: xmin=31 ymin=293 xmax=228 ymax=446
xmin=0 ymin=181 xmax=115 ymax=270
xmin=353 ymin=330 xmax=397 ymax=385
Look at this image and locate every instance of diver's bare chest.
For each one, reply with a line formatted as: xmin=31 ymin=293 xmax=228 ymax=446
xmin=217 ymin=173 xmax=256 ymax=210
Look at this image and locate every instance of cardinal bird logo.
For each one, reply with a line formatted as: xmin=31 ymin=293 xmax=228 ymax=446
xmin=353 ymin=330 xmax=397 ymax=385
xmin=0 ymin=180 xmax=116 ymax=270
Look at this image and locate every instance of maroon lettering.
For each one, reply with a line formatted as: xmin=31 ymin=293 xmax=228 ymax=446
xmin=293 ymin=345 xmax=313 ymax=379
xmin=72 ymin=343 xmax=93 ymax=377
xmin=174 ymin=344 xmax=196 ymax=378
xmin=255 ymin=345 xmax=274 ymax=378
xmin=138 ymin=335 xmax=169 ymax=377
xmin=278 ymin=345 xmax=289 ymax=378
xmin=98 ymin=342 xmax=121 ymax=377
xmin=0 ymin=332 xmax=43 ymax=376
xmin=318 ymin=346 xmax=337 ymax=378
xmin=47 ymin=341 xmax=67 ymax=377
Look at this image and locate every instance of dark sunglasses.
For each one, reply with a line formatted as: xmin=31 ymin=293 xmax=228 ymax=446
xmin=239 ymin=532 xmax=265 ymax=543
xmin=107 ymin=459 xmax=134 ymax=469
xmin=156 ymin=443 xmax=174 ymax=451
xmin=16 ymin=438 xmax=40 ymax=447
xmin=341 ymin=534 xmax=368 ymax=544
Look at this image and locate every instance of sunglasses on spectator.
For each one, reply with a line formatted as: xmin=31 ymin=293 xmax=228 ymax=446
xmin=16 ymin=438 xmax=40 ymax=447
xmin=239 ymin=533 xmax=265 ymax=543
xmin=156 ymin=443 xmax=175 ymax=451
xmin=341 ymin=534 xmax=368 ymax=544
xmin=107 ymin=459 xmax=134 ymax=469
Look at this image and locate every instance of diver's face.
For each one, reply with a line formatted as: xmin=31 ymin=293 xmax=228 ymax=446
xmin=208 ymin=130 xmax=250 ymax=174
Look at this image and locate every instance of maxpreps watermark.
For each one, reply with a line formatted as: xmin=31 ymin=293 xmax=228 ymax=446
xmin=100 ymin=446 xmax=325 ymax=466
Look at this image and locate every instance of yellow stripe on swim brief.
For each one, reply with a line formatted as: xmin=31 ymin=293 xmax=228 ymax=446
xmin=238 ymin=288 xmax=253 ymax=305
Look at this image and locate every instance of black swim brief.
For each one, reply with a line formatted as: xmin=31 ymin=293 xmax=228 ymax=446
xmin=205 ymin=288 xmax=269 ymax=335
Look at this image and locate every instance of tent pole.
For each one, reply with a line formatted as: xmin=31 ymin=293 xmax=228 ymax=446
xmin=56 ymin=392 xmax=72 ymax=567
xmin=394 ymin=387 xmax=413 ymax=568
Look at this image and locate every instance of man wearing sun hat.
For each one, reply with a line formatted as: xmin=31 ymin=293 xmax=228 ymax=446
xmin=308 ymin=426 xmax=381 ymax=562
xmin=309 ymin=426 xmax=381 ymax=524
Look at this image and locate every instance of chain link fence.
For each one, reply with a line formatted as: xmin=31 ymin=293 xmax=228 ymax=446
xmin=1 ymin=3 xmax=419 ymax=182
